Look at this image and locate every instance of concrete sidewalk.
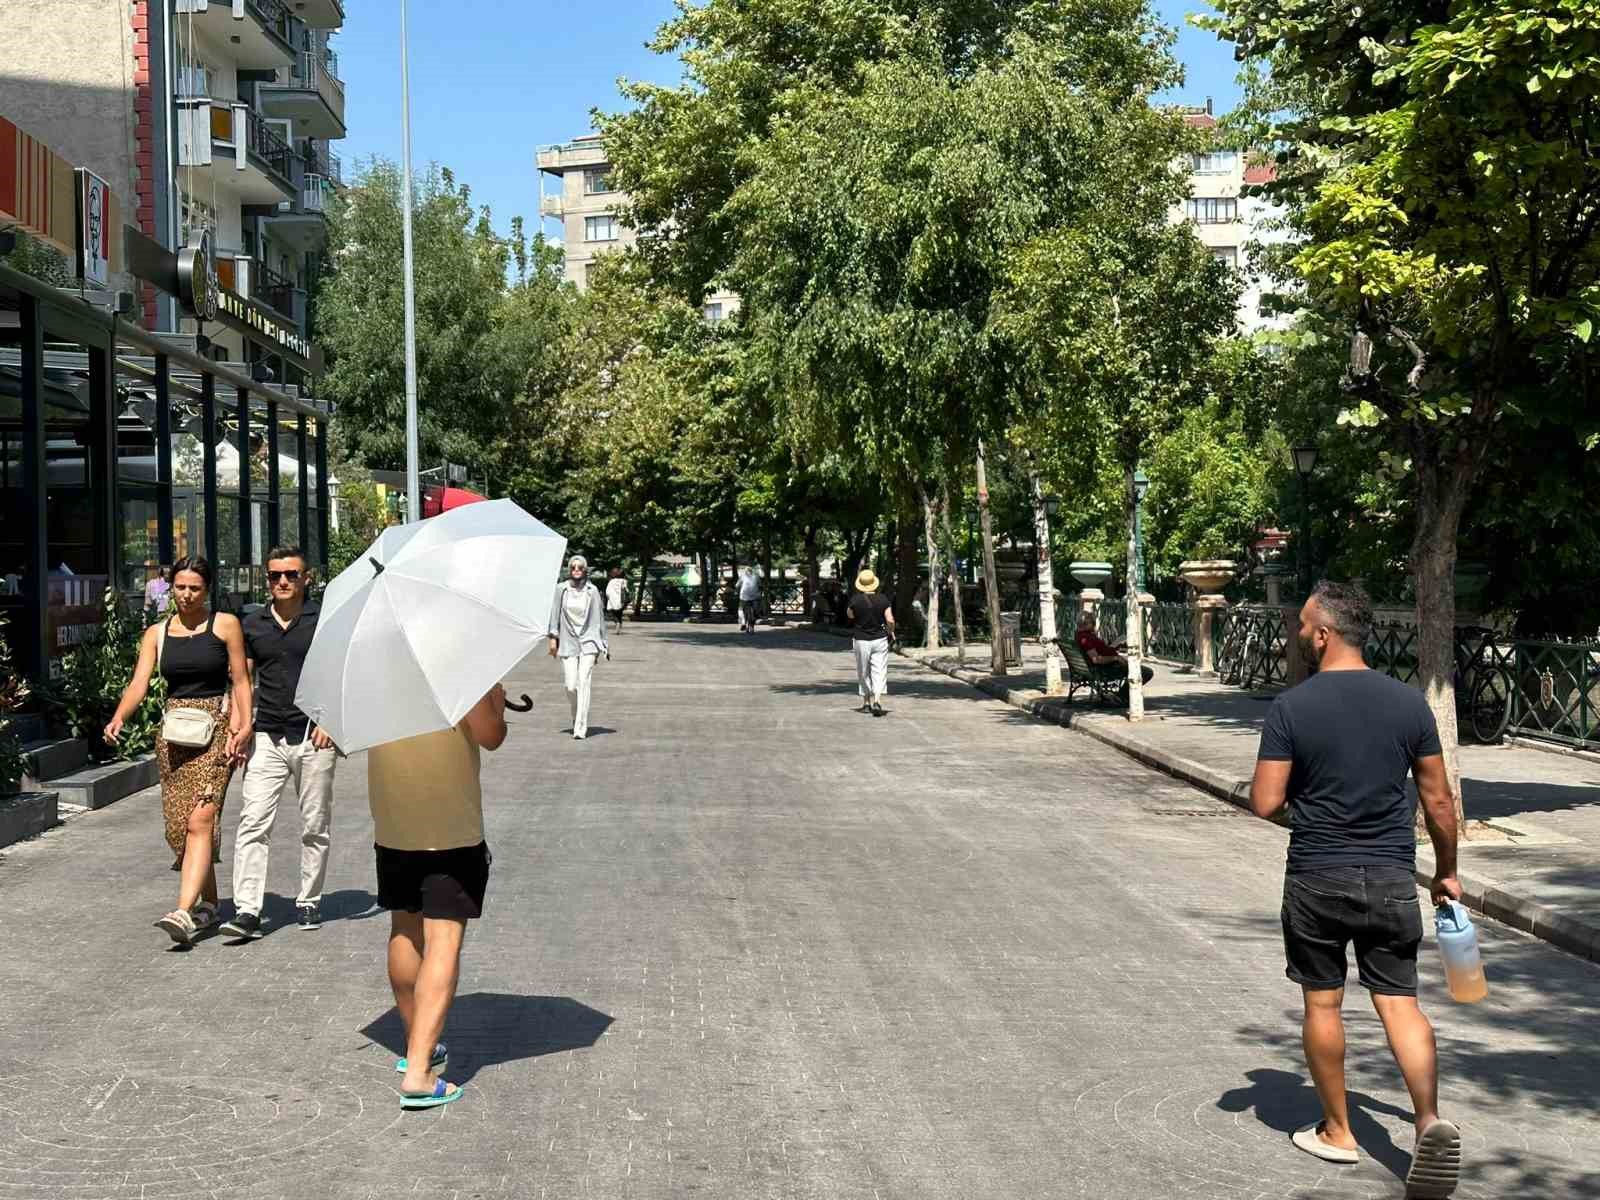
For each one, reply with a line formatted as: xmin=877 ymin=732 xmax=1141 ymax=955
xmin=892 ymin=636 xmax=1600 ymax=964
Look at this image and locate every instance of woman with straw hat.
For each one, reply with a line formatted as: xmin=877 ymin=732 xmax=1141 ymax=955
xmin=846 ymin=569 xmax=895 ymax=717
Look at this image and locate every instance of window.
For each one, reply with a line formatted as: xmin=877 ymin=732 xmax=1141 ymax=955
xmin=702 ymin=302 xmax=724 ymax=322
xmin=1186 ymin=197 xmax=1238 ymax=224
xmin=1211 ymin=246 xmax=1239 ymax=269
xmin=584 ymin=215 xmax=618 ymax=242
xmin=1190 ymin=150 xmax=1238 ymax=176
xmin=583 ymin=168 xmax=614 ymax=195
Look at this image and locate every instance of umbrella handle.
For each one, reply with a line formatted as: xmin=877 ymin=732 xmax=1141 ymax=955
xmin=504 ymin=693 xmax=534 ymax=712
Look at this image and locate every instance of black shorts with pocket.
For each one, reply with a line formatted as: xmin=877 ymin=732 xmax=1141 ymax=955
xmin=375 ymin=841 xmax=492 ymax=920
xmin=1281 ymin=865 xmax=1422 ymax=996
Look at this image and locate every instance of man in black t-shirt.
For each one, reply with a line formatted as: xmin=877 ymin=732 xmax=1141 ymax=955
xmin=1249 ymin=581 xmax=1462 ymax=1195
xmin=846 ymin=569 xmax=895 ymax=717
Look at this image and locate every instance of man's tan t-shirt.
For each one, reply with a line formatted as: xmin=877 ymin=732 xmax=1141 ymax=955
xmin=367 ymin=723 xmax=483 ymax=851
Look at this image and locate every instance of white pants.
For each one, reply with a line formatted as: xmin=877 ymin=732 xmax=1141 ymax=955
xmin=233 ymin=732 xmax=338 ymax=914
xmin=563 ymin=652 xmax=598 ymax=736
xmin=853 ymin=637 xmax=890 ymax=701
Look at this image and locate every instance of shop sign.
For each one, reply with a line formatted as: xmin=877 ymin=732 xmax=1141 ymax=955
xmin=75 ymin=168 xmax=110 ymax=286
xmin=45 ymin=574 xmax=109 ymax=662
xmin=177 ymin=228 xmax=220 ymax=321
xmin=217 ymin=286 xmax=313 ymax=363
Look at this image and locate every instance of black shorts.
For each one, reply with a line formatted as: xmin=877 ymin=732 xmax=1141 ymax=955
xmin=1281 ymin=866 xmax=1423 ymax=996
xmin=375 ymin=842 xmax=492 ymax=920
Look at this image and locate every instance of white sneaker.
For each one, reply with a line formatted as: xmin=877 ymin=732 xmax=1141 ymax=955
xmin=155 ymin=908 xmax=197 ymax=944
xmin=573 ymin=731 xmax=586 ymax=740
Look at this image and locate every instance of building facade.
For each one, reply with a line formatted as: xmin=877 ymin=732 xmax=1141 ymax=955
xmin=0 ymin=0 xmax=346 ymax=358
xmin=537 ymin=134 xmax=739 ymax=320
xmin=1176 ymin=103 xmax=1285 ymax=332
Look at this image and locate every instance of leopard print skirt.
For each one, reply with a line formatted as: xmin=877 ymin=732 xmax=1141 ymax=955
xmin=156 ymin=695 xmax=234 ymax=870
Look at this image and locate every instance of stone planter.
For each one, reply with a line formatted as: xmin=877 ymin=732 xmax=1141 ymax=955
xmin=1069 ymin=561 xmax=1113 ymax=590
xmin=1178 ymin=559 xmax=1237 ymax=596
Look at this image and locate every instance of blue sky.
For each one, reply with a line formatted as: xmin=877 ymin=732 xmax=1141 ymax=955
xmin=338 ymin=1 xmax=1243 ymax=241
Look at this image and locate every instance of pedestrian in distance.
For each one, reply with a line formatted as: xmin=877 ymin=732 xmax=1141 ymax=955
xmin=737 ymin=565 xmax=762 ymax=633
xmin=604 ymin=567 xmax=629 ymax=635
xmin=846 ymin=569 xmax=895 ymax=717
xmin=369 ymin=681 xmax=508 ymax=1110
xmin=143 ymin=562 xmax=171 ymax=616
xmin=220 ymin=547 xmax=338 ymax=940
xmin=1248 ymin=581 xmax=1463 ymax=1198
xmin=103 ymin=556 xmax=253 ymax=945
xmin=548 ymin=555 xmax=609 ymax=740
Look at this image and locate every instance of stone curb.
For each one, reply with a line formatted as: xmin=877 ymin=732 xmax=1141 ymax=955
xmin=841 ymin=630 xmax=1600 ymax=967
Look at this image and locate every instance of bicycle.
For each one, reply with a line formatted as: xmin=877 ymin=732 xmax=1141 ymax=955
xmin=1454 ymin=626 xmax=1513 ymax=743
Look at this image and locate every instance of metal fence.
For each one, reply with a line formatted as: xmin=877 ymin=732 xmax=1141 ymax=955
xmin=1145 ymin=603 xmax=1197 ymax=665
xmin=1097 ymin=599 xmax=1129 ymax=645
xmin=1509 ymin=640 xmax=1600 ymax=749
xmin=1214 ymin=606 xmax=1290 ymax=689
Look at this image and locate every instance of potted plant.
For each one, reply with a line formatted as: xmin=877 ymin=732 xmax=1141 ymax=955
xmin=1178 ymin=553 xmax=1238 ymax=596
xmin=0 ymin=613 xmax=31 ymax=795
xmin=1069 ymin=561 xmax=1114 ymax=589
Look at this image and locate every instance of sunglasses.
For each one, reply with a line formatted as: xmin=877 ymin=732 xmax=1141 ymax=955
xmin=267 ymin=569 xmax=303 ymax=582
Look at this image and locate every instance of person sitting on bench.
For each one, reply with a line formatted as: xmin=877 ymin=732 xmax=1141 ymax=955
xmin=1075 ymin=612 xmax=1154 ymax=685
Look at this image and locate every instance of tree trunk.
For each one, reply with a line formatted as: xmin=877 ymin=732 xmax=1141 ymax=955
xmin=635 ymin=556 xmax=650 ymax=621
xmin=698 ymin=548 xmax=712 ymax=618
xmin=803 ymin=526 xmax=818 ymax=623
xmin=1411 ymin=457 xmax=1472 ymax=834
xmin=1028 ymin=463 xmax=1063 ymax=695
xmin=894 ymin=488 xmax=919 ymax=625
xmin=918 ymin=482 xmax=942 ymax=650
xmin=940 ymin=480 xmax=967 ymax=665
xmin=975 ymin=441 xmax=1006 ymax=675
xmin=1124 ymin=465 xmax=1146 ymax=721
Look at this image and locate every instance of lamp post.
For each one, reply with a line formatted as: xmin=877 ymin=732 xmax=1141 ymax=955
xmin=1291 ymin=443 xmax=1319 ymax=598
xmin=399 ymin=0 xmax=421 ymax=523
xmin=1132 ymin=468 xmax=1150 ymax=596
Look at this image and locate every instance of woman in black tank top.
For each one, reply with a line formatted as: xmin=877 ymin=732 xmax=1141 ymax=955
xmin=104 ymin=556 xmax=253 ymax=944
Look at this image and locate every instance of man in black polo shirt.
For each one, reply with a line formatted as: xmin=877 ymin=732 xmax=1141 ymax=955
xmin=1249 ymin=581 xmax=1463 ymax=1198
xmin=220 ymin=547 xmax=338 ymax=938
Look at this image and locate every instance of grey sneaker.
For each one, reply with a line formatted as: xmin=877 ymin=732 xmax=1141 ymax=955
xmin=155 ymin=909 xmax=197 ymax=944
xmin=296 ymin=903 xmax=322 ymax=931
xmin=219 ymin=911 xmax=263 ymax=939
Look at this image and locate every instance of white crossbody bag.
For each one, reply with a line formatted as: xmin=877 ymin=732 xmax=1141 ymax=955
xmin=156 ymin=620 xmax=228 ymax=748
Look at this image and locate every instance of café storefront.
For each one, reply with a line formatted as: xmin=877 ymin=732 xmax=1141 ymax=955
xmin=2 ymin=217 xmax=332 ymax=685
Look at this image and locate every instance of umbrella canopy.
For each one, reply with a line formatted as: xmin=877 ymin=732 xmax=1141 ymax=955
xmin=294 ymin=498 xmax=567 ymax=753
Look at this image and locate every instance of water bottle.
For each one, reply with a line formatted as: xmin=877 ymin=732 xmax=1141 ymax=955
xmin=1435 ymin=900 xmax=1488 ymax=1003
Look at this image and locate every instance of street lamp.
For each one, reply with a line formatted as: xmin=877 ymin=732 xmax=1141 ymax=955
xmin=1132 ymin=469 xmax=1150 ymax=595
xmin=399 ymin=0 xmax=421 ymax=522
xmin=1291 ymin=443 xmax=1319 ymax=597
xmin=1044 ymin=494 xmax=1061 ymax=519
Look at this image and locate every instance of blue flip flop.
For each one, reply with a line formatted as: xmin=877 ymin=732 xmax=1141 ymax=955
xmin=399 ymin=1078 xmax=462 ymax=1110
xmin=395 ymin=1042 xmax=447 ymax=1073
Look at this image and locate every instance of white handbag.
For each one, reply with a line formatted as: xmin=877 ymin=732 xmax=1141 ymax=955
xmin=156 ymin=620 xmax=224 ymax=748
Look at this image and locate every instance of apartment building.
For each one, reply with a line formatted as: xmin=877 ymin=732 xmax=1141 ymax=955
xmin=537 ymin=134 xmax=740 ymax=320
xmin=0 ymin=0 xmax=347 ymax=363
xmin=1176 ymin=102 xmax=1285 ymax=331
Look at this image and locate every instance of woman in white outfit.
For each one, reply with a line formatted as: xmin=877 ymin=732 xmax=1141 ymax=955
xmin=846 ymin=569 xmax=895 ymax=717
xmin=548 ymin=556 xmax=609 ymax=739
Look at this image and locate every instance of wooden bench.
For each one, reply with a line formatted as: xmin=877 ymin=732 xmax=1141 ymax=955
xmin=1058 ymin=638 xmax=1129 ymax=707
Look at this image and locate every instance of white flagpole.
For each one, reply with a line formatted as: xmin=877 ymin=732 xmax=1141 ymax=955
xmin=399 ymin=0 xmax=420 ymax=522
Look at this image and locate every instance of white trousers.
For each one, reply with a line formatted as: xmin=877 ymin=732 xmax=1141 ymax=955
xmin=853 ymin=636 xmax=890 ymax=701
xmin=234 ymin=732 xmax=338 ymax=914
xmin=563 ymin=651 xmax=598 ymax=736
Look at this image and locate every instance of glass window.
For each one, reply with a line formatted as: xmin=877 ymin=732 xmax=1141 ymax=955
xmin=119 ymin=491 xmax=162 ymax=593
xmin=1190 ymin=151 xmax=1238 ymax=176
xmin=584 ymin=215 xmax=617 ymax=242
xmin=281 ymin=473 xmax=301 ymax=550
xmin=703 ymin=302 xmax=724 ymax=322
xmin=215 ymin=494 xmax=242 ymax=572
xmin=1186 ymin=197 xmax=1238 ymax=224
xmin=116 ymin=387 xmax=159 ymax=484
xmin=1211 ymin=246 xmax=1239 ymax=269
xmin=583 ymin=167 xmax=614 ymax=194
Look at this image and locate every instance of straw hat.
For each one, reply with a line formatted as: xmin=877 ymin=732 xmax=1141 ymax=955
xmin=855 ymin=569 xmax=879 ymax=593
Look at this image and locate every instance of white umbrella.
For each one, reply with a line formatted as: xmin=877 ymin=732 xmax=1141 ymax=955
xmin=294 ymin=498 xmax=567 ymax=753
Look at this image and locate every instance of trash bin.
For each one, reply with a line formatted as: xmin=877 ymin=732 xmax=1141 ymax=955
xmin=999 ymin=611 xmax=1022 ymax=667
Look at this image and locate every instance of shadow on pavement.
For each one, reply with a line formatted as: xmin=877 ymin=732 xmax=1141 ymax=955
xmin=1216 ymin=1066 xmax=1415 ymax=1182
xmin=361 ymin=992 xmax=614 ymax=1086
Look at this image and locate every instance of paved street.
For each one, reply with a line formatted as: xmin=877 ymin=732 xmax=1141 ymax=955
xmin=2 ymin=624 xmax=1597 ymax=1200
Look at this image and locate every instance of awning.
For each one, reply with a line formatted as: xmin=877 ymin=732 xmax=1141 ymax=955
xmin=422 ymin=485 xmax=487 ymax=518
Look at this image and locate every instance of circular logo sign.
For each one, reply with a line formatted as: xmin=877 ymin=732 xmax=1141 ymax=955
xmin=177 ymin=229 xmax=219 ymax=323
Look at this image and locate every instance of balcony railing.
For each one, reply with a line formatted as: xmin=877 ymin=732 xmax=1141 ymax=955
xmin=302 ymin=174 xmax=331 ymax=213
xmin=302 ymin=140 xmax=343 ymax=186
xmin=244 ymin=107 xmax=294 ymax=183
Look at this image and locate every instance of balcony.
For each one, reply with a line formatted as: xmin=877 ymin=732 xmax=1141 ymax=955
xmin=266 ymin=173 xmax=335 ymax=251
xmin=283 ymin=0 xmax=343 ymax=29
xmin=174 ymin=0 xmax=295 ymax=70
xmin=302 ymin=139 xmax=343 ymax=186
xmin=259 ymin=46 xmax=346 ymax=139
xmin=228 ymin=256 xmax=308 ymax=331
xmin=536 ymin=138 xmax=609 ymax=175
xmin=539 ymin=193 xmax=563 ymax=219
xmin=177 ymin=100 xmax=296 ymax=205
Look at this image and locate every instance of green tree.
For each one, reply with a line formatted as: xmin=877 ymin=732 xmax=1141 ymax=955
xmin=1206 ymin=0 xmax=1600 ymax=816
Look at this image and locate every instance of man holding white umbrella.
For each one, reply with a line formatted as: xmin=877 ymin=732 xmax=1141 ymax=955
xmin=295 ymin=499 xmax=565 ymax=1110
